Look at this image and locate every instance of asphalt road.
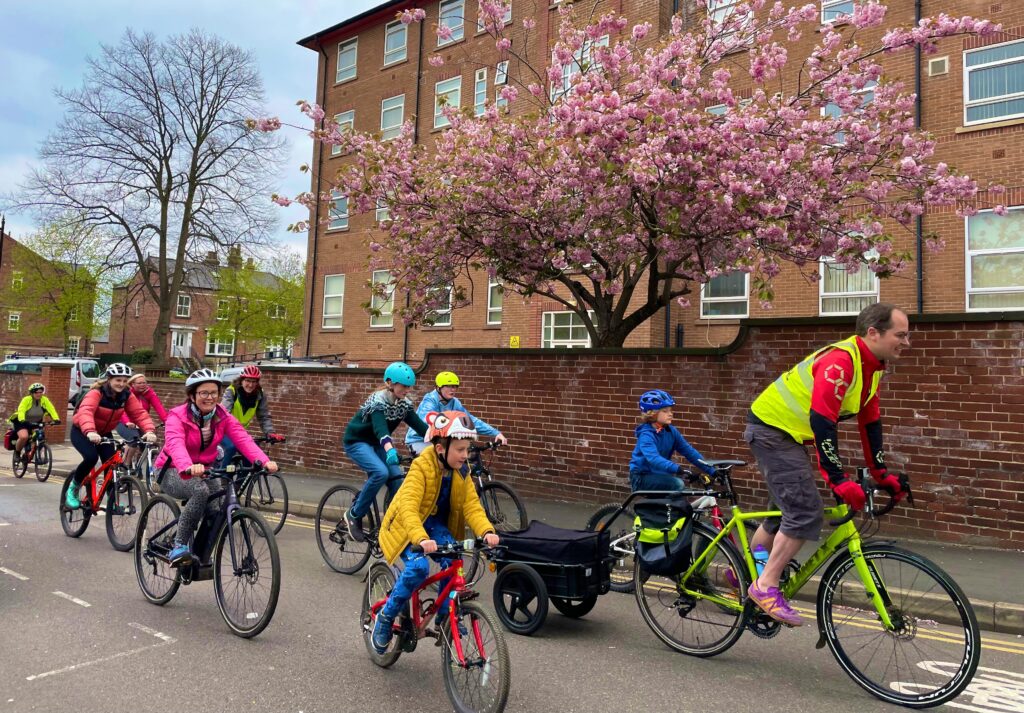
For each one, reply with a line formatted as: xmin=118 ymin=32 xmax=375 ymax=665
xmin=2 ymin=474 xmax=1022 ymax=713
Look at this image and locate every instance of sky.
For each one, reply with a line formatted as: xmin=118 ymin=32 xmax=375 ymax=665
xmin=0 ymin=0 xmax=385 ymax=260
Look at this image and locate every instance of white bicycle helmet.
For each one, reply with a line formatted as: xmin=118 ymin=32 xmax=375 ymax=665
xmin=105 ymin=362 xmax=133 ymax=377
xmin=185 ymin=368 xmax=221 ymax=391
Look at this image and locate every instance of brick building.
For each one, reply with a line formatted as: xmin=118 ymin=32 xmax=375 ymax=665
xmin=295 ymin=0 xmax=1024 ymax=364
xmin=106 ymin=247 xmax=284 ymax=363
xmin=0 ymin=230 xmax=95 ymax=357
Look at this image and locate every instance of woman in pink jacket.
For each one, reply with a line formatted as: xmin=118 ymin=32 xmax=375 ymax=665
xmin=117 ymin=373 xmax=169 ymax=467
xmin=153 ymin=369 xmax=278 ymax=567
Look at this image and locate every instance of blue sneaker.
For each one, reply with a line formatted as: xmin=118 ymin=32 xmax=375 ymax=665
xmin=168 ymin=543 xmax=193 ymax=568
xmin=64 ymin=485 xmax=80 ymax=509
xmin=371 ymin=613 xmax=394 ymax=654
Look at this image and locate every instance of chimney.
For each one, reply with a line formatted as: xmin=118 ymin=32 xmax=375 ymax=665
xmin=203 ymin=250 xmax=219 ymax=267
xmin=245 ymin=257 xmax=255 ymax=269
xmin=227 ymin=245 xmax=243 ymax=269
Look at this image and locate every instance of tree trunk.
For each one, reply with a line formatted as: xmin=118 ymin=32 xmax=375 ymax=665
xmin=152 ymin=301 xmax=171 ymax=362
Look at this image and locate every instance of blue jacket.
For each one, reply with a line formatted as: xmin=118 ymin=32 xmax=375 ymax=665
xmin=405 ymin=390 xmax=500 ymax=446
xmin=628 ymin=423 xmax=715 ymax=478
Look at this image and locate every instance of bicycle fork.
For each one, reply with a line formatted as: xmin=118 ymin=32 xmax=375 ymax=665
xmin=845 ymin=539 xmax=896 ymax=631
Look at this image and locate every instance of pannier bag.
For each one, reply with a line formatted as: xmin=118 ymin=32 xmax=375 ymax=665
xmin=499 ymin=520 xmax=610 ymax=565
xmin=634 ymin=494 xmax=695 ymax=576
xmin=3 ymin=429 xmax=14 ymax=451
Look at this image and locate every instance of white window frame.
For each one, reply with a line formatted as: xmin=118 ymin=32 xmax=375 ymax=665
xmin=66 ymin=336 xmax=80 ymax=357
xmin=477 ymin=2 xmax=512 ymax=31
xmin=268 ymin=304 xmax=286 ymax=320
xmin=821 ymin=0 xmax=854 ymax=23
xmin=336 ymin=38 xmax=358 ymax=83
xmin=331 ymin=110 xmax=354 ymax=156
xmin=384 ymin=20 xmax=408 ymax=65
xmin=818 ymin=256 xmax=880 ymax=316
xmin=176 ymin=293 xmax=192 ymax=318
xmin=329 ymin=191 xmax=349 ymax=231
xmin=495 ymin=60 xmax=508 ymax=85
xmin=823 ymin=80 xmax=876 ymax=145
xmin=963 ymin=39 xmax=1024 ymax=127
xmin=438 ymin=0 xmax=465 ymax=46
xmin=487 ymin=280 xmax=503 ymax=325
xmin=541 ymin=311 xmax=593 ymax=348
xmin=965 ymin=206 xmax=1024 ymax=312
xmin=425 ymin=286 xmax=453 ymax=327
xmin=134 ymin=300 xmax=141 ymax=318
xmin=375 ymin=200 xmax=390 ymax=223
xmin=380 ymin=94 xmax=405 ymax=140
xmin=216 ymin=298 xmax=230 ymax=321
xmin=7 ymin=311 xmax=20 ymax=332
xmin=68 ymin=305 xmax=80 ymax=323
xmin=322 ymin=274 xmax=345 ymax=329
xmin=552 ymin=36 xmax=608 ymax=102
xmin=205 ymin=333 xmax=235 ymax=357
xmin=474 ymin=68 xmax=488 ymax=116
xmin=700 ymin=272 xmax=750 ymax=319
xmin=11 ymin=271 xmax=22 ymax=290
xmin=434 ymin=76 xmax=462 ymax=129
xmin=370 ymin=270 xmax=395 ymax=328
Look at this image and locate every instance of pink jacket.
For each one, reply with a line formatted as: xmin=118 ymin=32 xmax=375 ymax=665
xmin=120 ymin=388 xmax=169 ymax=425
xmin=154 ymin=403 xmax=268 ymax=479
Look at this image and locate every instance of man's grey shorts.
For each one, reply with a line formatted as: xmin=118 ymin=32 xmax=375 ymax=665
xmin=743 ymin=422 xmax=823 ymax=541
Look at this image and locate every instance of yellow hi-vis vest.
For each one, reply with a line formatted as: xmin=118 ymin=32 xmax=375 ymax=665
xmin=228 ymin=386 xmax=258 ymax=427
xmin=750 ymin=335 xmax=882 ymax=443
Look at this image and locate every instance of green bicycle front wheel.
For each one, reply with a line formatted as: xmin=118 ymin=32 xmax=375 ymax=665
xmin=817 ymin=544 xmax=980 ymax=708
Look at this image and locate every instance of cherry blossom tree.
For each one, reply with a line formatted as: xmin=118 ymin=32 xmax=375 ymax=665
xmin=267 ymin=0 xmax=1004 ymax=346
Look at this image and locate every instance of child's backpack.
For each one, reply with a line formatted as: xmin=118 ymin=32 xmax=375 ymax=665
xmin=633 ymin=495 xmax=695 ymax=576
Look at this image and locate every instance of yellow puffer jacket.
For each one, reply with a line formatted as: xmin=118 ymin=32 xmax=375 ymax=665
xmin=378 ymin=447 xmax=495 ymax=564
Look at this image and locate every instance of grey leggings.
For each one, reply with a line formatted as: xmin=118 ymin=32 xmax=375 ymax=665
xmin=160 ymin=468 xmax=218 ymax=546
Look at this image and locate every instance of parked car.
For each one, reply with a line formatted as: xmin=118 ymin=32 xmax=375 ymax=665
xmin=0 ymin=357 xmax=101 ymax=401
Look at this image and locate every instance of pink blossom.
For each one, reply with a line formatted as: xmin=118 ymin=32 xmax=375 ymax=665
xmin=428 ymin=55 xmax=445 ymax=67
xmin=436 ymin=23 xmax=454 ymax=40
xmin=496 ymin=37 xmax=512 ymax=51
xmin=399 ymin=8 xmax=426 ymax=24
xmin=993 ymin=204 xmax=1009 ymax=216
xmin=271 ymin=194 xmax=292 ymax=207
xmin=250 ymin=117 xmax=281 ymax=132
xmin=632 ymin=23 xmax=650 ymax=41
xmin=522 ymin=18 xmax=536 ymax=30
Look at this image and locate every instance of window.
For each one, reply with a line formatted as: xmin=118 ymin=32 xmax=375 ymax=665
xmin=216 ymin=299 xmax=230 ymax=321
xmin=11 ymin=271 xmax=22 ymax=290
xmin=134 ymin=300 xmax=141 ymax=318
xmin=375 ymin=200 xmax=390 ymax=223
xmin=336 ymin=38 xmax=358 ymax=83
xmin=474 ymin=68 xmax=488 ymax=116
xmin=370 ymin=270 xmax=395 ymax=328
xmin=819 ymin=258 xmax=879 ymax=315
xmin=964 ymin=39 xmax=1024 ymax=126
xmin=707 ymin=0 xmax=754 ymax=32
xmin=552 ymin=36 xmax=608 ymax=102
xmin=434 ymin=76 xmax=462 ymax=129
xmin=495 ymin=87 xmax=508 ymax=111
xmin=68 ymin=306 xmax=80 ymax=323
xmin=438 ymin=0 xmax=465 ymax=46
xmin=821 ymin=0 xmax=854 ymax=22
xmin=7 ymin=312 xmax=20 ymax=332
xmin=495 ymin=60 xmax=508 ymax=85
xmin=66 ymin=337 xmax=80 ymax=357
xmin=268 ymin=304 xmax=286 ymax=320
xmin=966 ymin=207 xmax=1024 ymax=310
xmin=542 ymin=311 xmax=592 ymax=348
xmin=824 ymin=81 xmax=876 ymax=144
xmin=329 ymin=191 xmax=349 ymax=230
xmin=380 ymin=94 xmax=405 ymax=140
xmin=205 ymin=334 xmax=235 ymax=357
xmin=425 ymin=286 xmax=452 ymax=327
xmin=701 ymin=272 xmax=749 ymax=318
xmin=323 ymin=274 xmax=345 ymax=328
xmin=331 ymin=110 xmax=354 ymax=156
xmin=487 ymin=280 xmax=503 ymax=324
xmin=176 ymin=293 xmax=191 ymax=318
xmin=384 ymin=21 xmax=407 ymax=65
xmin=477 ymin=2 xmax=511 ymax=31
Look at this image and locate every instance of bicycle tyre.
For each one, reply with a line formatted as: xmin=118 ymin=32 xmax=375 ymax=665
xmin=34 ymin=444 xmax=52 ymax=482
xmin=214 ymin=508 xmax=281 ymax=638
xmin=106 ymin=476 xmax=147 ymax=552
xmin=441 ymin=600 xmax=511 ymax=713
xmin=361 ymin=562 xmax=402 ymax=668
xmin=551 ymin=594 xmax=598 ymax=619
xmin=11 ymin=448 xmax=26 ymax=478
xmin=817 ymin=544 xmax=981 ymax=708
xmin=244 ymin=471 xmax=288 ymax=534
xmin=634 ymin=521 xmax=747 ymax=658
xmin=315 ymin=484 xmax=372 ymax=574
xmin=585 ymin=502 xmax=636 ymax=593
xmin=492 ymin=562 xmax=548 ymax=636
xmin=59 ymin=477 xmax=92 ymax=537
xmin=478 ymin=481 xmax=528 ymax=532
xmin=134 ymin=495 xmax=181 ymax=605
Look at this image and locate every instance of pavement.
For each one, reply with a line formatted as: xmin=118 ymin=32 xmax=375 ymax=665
xmin=9 ymin=442 xmax=1024 ymax=635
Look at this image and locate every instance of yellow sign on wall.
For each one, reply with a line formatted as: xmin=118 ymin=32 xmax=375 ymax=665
xmin=509 ymin=336 xmax=520 ymax=349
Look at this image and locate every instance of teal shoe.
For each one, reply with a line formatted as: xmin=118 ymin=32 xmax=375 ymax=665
xmin=64 ymin=485 xmax=80 ymax=509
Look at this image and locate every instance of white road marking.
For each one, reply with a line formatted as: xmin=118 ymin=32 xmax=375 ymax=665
xmin=52 ymin=591 xmax=91 ymax=607
xmin=0 ymin=567 xmax=29 ymax=580
xmin=26 ymin=623 xmax=176 ymax=681
xmin=0 ymin=522 xmax=10 ymax=526
xmin=0 ymin=483 xmax=15 ymax=486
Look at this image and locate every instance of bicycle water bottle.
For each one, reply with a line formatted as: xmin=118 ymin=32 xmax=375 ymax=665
xmin=753 ymin=545 xmax=770 ymax=577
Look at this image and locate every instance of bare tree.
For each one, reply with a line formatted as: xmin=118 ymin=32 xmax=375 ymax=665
xmin=6 ymin=29 xmax=286 ymax=361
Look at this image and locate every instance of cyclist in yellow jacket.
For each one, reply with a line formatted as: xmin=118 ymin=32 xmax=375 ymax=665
xmin=9 ymin=383 xmax=61 ymax=462
xmin=219 ymin=365 xmax=283 ymax=465
xmin=743 ymin=303 xmax=910 ymax=626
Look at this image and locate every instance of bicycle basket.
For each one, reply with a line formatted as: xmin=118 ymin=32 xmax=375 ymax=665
xmin=634 ymin=495 xmax=694 ymax=576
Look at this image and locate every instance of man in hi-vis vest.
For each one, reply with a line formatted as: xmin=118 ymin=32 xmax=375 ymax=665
xmin=743 ymin=303 xmax=911 ymax=626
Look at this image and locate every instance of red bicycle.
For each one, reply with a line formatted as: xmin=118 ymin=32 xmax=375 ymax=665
xmin=362 ymin=539 xmax=510 ymax=713
xmin=59 ymin=437 xmax=148 ymax=552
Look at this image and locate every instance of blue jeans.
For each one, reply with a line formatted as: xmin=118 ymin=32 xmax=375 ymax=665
xmin=345 ymin=440 xmax=404 ymax=519
xmin=218 ymin=434 xmax=243 ymax=468
xmin=381 ymin=519 xmax=456 ymax=620
xmin=629 ymin=471 xmax=684 ymax=492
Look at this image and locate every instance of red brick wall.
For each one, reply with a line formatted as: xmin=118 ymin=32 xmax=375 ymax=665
xmin=0 ymin=367 xmax=69 ymax=445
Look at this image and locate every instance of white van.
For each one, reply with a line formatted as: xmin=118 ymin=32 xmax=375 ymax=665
xmin=0 ymin=357 xmax=101 ymax=402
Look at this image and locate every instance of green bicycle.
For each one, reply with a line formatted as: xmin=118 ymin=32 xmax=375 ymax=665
xmin=633 ymin=468 xmax=980 ymax=709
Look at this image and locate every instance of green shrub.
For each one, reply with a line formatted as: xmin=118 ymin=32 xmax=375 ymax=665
xmin=130 ymin=348 xmax=156 ymax=364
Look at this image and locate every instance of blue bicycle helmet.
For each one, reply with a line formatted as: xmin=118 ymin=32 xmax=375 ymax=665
xmin=383 ymin=361 xmax=416 ymax=387
xmin=639 ymin=389 xmax=675 ymax=412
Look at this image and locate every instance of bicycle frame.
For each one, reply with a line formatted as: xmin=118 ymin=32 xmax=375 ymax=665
xmin=81 ymin=448 xmax=126 ymax=510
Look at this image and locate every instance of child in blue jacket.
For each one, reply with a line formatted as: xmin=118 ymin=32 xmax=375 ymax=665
xmin=629 ymin=389 xmax=716 ymax=491
xmin=405 ymin=371 xmax=507 ymax=455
